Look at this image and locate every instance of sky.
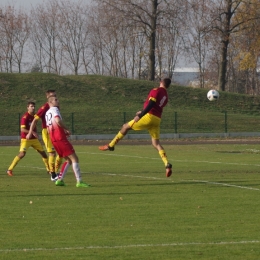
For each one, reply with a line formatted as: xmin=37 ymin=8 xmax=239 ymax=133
xmin=1 ymin=0 xmax=51 ymax=8
xmin=0 ymin=0 xmax=91 ymax=9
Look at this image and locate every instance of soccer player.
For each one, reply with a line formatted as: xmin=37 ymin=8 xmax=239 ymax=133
xmin=99 ymin=78 xmax=173 ymax=177
xmin=7 ymin=101 xmax=50 ymax=177
xmin=45 ymin=96 xmax=91 ymax=188
xmin=26 ymin=90 xmax=61 ymax=181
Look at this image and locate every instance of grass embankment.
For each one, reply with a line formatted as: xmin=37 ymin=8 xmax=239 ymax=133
xmin=1 ymin=73 xmax=260 ymax=135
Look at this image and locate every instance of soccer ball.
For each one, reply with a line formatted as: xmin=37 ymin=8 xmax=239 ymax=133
xmin=207 ymin=89 xmax=219 ymax=101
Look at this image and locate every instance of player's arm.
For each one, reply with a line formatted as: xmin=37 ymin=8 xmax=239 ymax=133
xmin=134 ymin=99 xmax=156 ymax=122
xmin=21 ymin=125 xmax=29 ymax=134
xmin=26 ymin=117 xmax=39 ymax=139
xmin=54 ymin=116 xmax=71 ymax=136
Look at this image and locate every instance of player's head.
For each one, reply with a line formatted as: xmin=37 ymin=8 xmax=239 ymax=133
xmin=27 ymin=101 xmax=35 ymax=114
xmin=46 ymin=90 xmax=56 ymax=99
xmin=48 ymin=96 xmax=59 ymax=107
xmin=161 ymin=78 xmax=171 ymax=89
xmin=27 ymin=101 xmax=35 ymax=108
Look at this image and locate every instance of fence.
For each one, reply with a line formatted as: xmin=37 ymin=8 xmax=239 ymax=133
xmin=1 ymin=111 xmax=260 ymax=136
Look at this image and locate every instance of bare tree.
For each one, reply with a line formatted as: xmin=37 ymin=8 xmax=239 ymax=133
xmin=131 ymin=32 xmax=148 ymax=79
xmin=87 ymin=2 xmax=143 ymax=78
xmin=96 ymin=0 xmax=185 ymax=81
xmin=58 ymin=0 xmax=89 ymax=75
xmin=183 ymin=0 xmax=212 ymax=88
xmin=0 ymin=6 xmax=16 ymax=72
xmin=87 ymin=5 xmax=110 ymax=75
xmin=30 ymin=0 xmax=63 ymax=74
xmin=208 ymin=0 xmax=260 ymax=91
xmin=156 ymin=14 xmax=182 ymax=80
xmin=0 ymin=6 xmax=30 ymax=73
xmin=12 ymin=10 xmax=31 ymax=73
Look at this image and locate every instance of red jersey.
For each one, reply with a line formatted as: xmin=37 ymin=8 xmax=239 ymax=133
xmin=20 ymin=112 xmax=37 ymax=139
xmin=45 ymin=107 xmax=67 ymax=142
xmin=35 ymin=102 xmax=50 ymax=128
xmin=143 ymin=87 xmax=168 ymax=118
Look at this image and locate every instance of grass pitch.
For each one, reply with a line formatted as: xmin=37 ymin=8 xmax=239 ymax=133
xmin=1 ymin=143 xmax=260 ymax=260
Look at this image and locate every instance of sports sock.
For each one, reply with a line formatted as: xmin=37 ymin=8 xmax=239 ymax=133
xmin=58 ymin=161 xmax=70 ymax=180
xmin=48 ymin=155 xmax=55 ymax=173
xmin=42 ymin=157 xmax=50 ymax=172
xmin=8 ymin=156 xmax=21 ymax=170
xmin=72 ymin=162 xmax=82 ymax=182
xmin=159 ymin=149 xmax=168 ymax=166
xmin=55 ymin=155 xmax=62 ymax=173
xmin=109 ymin=131 xmax=125 ymax=147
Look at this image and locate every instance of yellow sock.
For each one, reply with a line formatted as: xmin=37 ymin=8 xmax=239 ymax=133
xmin=8 ymin=156 xmax=21 ymax=170
xmin=48 ymin=155 xmax=55 ymax=172
xmin=42 ymin=157 xmax=50 ymax=172
xmin=159 ymin=149 xmax=168 ymax=166
xmin=55 ymin=156 xmax=62 ymax=173
xmin=109 ymin=131 xmax=125 ymax=147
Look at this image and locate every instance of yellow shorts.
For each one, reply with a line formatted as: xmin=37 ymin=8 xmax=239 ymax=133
xmin=42 ymin=128 xmax=55 ymax=153
xmin=128 ymin=113 xmax=161 ymax=139
xmin=19 ymin=139 xmax=45 ymax=152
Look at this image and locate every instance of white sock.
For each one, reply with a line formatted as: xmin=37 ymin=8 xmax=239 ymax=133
xmin=72 ymin=162 xmax=82 ymax=182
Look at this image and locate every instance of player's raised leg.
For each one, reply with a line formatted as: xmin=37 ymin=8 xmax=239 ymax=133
xmin=99 ymin=122 xmax=131 ymax=151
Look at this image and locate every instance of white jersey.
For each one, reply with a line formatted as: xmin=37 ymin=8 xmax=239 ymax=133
xmin=45 ymin=107 xmax=66 ymax=141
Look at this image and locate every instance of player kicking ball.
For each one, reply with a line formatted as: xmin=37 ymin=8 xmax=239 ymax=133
xmin=99 ymin=78 xmax=172 ymax=177
xmin=45 ymin=97 xmax=91 ymax=188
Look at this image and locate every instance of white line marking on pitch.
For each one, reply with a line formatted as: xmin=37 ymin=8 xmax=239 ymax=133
xmin=17 ymin=167 xmax=260 ymax=191
xmin=0 ymin=240 xmax=259 ymax=252
xmin=185 ymin=179 xmax=260 ymax=191
xmin=82 ymin=152 xmax=260 ymax=167
xmin=97 ymin=173 xmax=260 ymax=191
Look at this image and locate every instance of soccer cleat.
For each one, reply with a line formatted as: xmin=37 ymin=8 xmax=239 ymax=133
xmin=51 ymin=176 xmax=58 ymax=181
xmin=165 ymin=163 xmax=172 ymax=177
xmin=99 ymin=144 xmax=114 ymax=151
xmin=76 ymin=181 xmax=91 ymax=188
xmin=50 ymin=172 xmax=58 ymax=182
xmin=7 ymin=170 xmax=13 ymax=176
xmin=55 ymin=179 xmax=65 ymax=186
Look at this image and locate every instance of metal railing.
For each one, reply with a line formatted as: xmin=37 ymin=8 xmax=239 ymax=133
xmin=1 ymin=111 xmax=260 ymax=136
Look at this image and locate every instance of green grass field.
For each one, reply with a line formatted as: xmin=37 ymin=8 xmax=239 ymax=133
xmin=1 ymin=143 xmax=260 ymax=260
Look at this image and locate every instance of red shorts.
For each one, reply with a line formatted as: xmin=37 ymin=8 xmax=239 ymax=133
xmin=52 ymin=139 xmax=75 ymax=158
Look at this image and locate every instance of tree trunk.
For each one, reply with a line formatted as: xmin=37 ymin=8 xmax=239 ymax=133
xmin=149 ymin=34 xmax=156 ymax=81
xmin=148 ymin=0 xmax=158 ymax=81
xmin=218 ymin=40 xmax=228 ymax=91
xmin=217 ymin=0 xmax=232 ymax=91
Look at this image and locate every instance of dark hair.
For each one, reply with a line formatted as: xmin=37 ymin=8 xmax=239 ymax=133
xmin=27 ymin=101 xmax=35 ymax=106
xmin=161 ymin=78 xmax=171 ymax=89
